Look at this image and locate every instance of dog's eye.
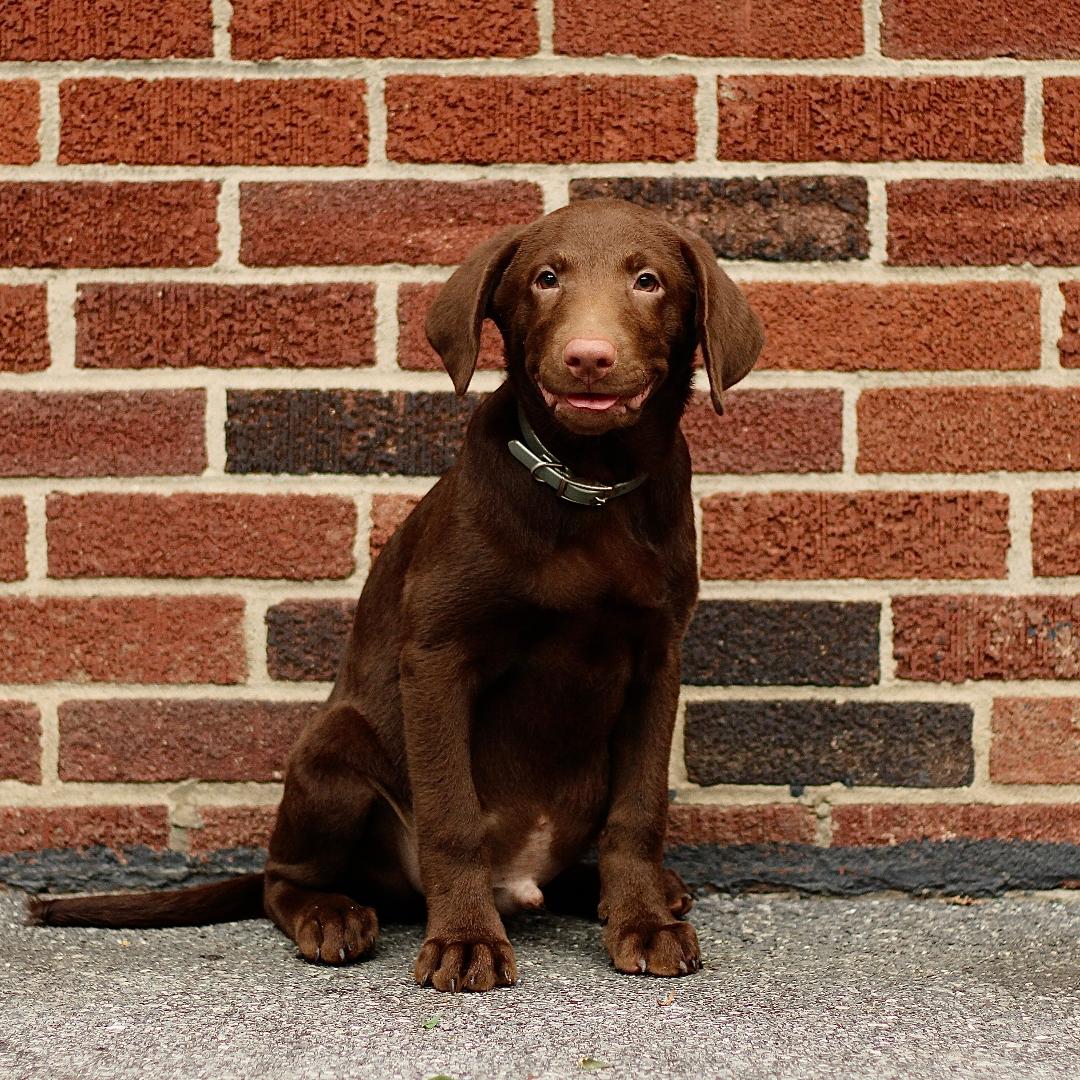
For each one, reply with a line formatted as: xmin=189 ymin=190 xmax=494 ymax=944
xmin=535 ymin=269 xmax=559 ymax=290
xmin=634 ymin=272 xmax=661 ymax=293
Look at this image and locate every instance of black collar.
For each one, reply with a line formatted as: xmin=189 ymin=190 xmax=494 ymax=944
xmin=507 ymin=404 xmax=648 ymax=508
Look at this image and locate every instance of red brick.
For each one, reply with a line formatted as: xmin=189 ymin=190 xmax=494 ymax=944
xmin=746 ymin=282 xmax=1039 ymax=372
xmin=47 ymin=493 xmax=356 ymax=580
xmin=370 ymin=494 xmax=421 ymax=562
xmin=59 ymin=699 xmax=315 ymax=782
xmin=888 ymin=181 xmax=1080 ymax=266
xmin=387 ymin=76 xmax=695 ymax=164
xmin=0 ymin=1 xmax=211 ymax=60
xmin=833 ymin=804 xmax=1080 ymax=846
xmin=1033 ymin=491 xmax=1080 ymax=577
xmin=0 ymin=498 xmax=26 ymax=582
xmin=554 ymin=0 xmax=861 ymax=58
xmin=717 ymin=77 xmax=1021 ymax=163
xmin=858 ymin=388 xmax=1080 ymax=474
xmin=189 ymin=805 xmax=277 ymax=854
xmin=666 ymin=804 xmax=815 ymax=847
xmin=881 ymin=0 xmax=1080 ymax=59
xmin=702 ymin=492 xmax=1009 ymax=581
xmin=0 ymin=701 xmax=40 ymax=783
xmin=682 ymin=390 xmax=842 ymax=475
xmin=60 ymin=78 xmax=367 ymax=166
xmin=240 ymin=181 xmax=542 ymax=267
xmin=1045 ymin=80 xmax=1080 ymax=165
xmin=0 ymin=285 xmax=49 ymax=373
xmin=397 ymin=283 xmax=503 ymax=372
xmin=0 ymin=390 xmax=206 ymax=478
xmin=1062 ymin=283 xmax=1080 ymax=367
xmin=893 ymin=595 xmax=1080 ymax=683
xmin=0 ymin=806 xmax=169 ymax=853
xmin=0 ymin=596 xmax=245 ymax=684
xmin=991 ymin=698 xmax=1080 ymax=785
xmin=230 ymin=0 xmax=537 ymax=59
xmin=0 ymin=182 xmax=218 ymax=268
xmin=0 ymin=81 xmax=39 ymax=163
xmin=76 ymin=283 xmax=374 ymax=370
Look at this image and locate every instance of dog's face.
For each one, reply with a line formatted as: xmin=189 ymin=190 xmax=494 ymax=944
xmin=491 ymin=202 xmax=698 ymax=435
xmin=426 ymin=200 xmax=763 ymax=434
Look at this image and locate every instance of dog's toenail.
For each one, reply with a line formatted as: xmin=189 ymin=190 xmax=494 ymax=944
xmin=449 ymin=978 xmax=456 ymax=994
xmin=678 ymin=960 xmax=687 ymax=973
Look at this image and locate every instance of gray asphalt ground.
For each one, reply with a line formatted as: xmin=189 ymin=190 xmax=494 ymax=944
xmin=1 ymin=887 xmax=1079 ymax=1080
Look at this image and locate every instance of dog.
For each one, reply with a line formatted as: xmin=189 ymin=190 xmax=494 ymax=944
xmin=32 ymin=199 xmax=764 ymax=993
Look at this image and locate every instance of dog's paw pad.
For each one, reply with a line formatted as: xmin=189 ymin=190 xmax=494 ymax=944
xmin=414 ymin=935 xmax=517 ymax=993
xmin=294 ymin=898 xmax=378 ymax=965
xmin=605 ymin=917 xmax=700 ymax=978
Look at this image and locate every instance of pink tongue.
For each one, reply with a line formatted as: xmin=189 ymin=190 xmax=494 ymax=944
xmin=565 ymin=394 xmax=619 ymax=411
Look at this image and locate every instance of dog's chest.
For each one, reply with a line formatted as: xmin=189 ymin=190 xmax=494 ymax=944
xmin=528 ymin=527 xmax=667 ymax=611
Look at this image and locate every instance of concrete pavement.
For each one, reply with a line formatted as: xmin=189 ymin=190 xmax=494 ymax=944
xmin=2 ymin=887 xmax=1078 ymax=1080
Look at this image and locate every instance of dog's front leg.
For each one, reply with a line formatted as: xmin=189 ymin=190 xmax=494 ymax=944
xmin=400 ymin=639 xmax=516 ymax=993
xmin=598 ymin=645 xmax=701 ymax=977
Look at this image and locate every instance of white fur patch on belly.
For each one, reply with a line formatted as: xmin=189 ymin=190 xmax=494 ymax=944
xmin=492 ymin=816 xmax=557 ymax=915
xmin=393 ymin=813 xmax=560 ymax=916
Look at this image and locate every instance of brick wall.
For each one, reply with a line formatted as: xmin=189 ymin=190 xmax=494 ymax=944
xmin=1 ymin=0 xmax=1079 ymax=884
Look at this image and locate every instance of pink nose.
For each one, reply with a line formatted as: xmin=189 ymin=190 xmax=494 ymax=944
xmin=563 ymin=337 xmax=616 ymax=381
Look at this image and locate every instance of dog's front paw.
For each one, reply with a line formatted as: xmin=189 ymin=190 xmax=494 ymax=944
xmin=414 ymin=934 xmax=517 ymax=993
xmin=293 ymin=896 xmax=378 ymax=965
xmin=604 ymin=916 xmax=700 ymax=977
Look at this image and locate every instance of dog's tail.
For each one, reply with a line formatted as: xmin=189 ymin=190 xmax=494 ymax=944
xmin=27 ymin=872 xmax=265 ymax=929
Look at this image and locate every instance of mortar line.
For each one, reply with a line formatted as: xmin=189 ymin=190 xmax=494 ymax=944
xmin=6 ymin=56 xmax=1080 ymax=78
xmin=1006 ymin=484 xmax=1035 ymax=585
xmin=1041 ymin=276 xmax=1066 ymax=370
xmin=695 ymin=73 xmax=717 ymax=165
xmin=211 ymin=0 xmax=234 ymax=61
xmin=204 ymin=384 xmax=228 ymax=476
xmin=1023 ymin=73 xmax=1045 ymax=165
xmin=863 ymin=0 xmax=883 ymax=59
xmin=22 ymin=491 xmax=48 ymax=583
xmin=216 ymin=178 xmax=241 ymax=268
xmin=536 ymin=0 xmax=555 ymax=56
xmin=373 ymin=280 xmax=400 ymax=371
xmin=9 ymin=159 xmax=1080 ymax=182
xmin=970 ymin=692 xmax=995 ymax=787
xmin=36 ymin=74 xmax=60 ymax=165
xmin=45 ymin=276 xmax=77 ymax=373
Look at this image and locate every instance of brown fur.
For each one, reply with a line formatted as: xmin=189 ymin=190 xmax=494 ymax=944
xmin=30 ymin=200 xmax=763 ymax=993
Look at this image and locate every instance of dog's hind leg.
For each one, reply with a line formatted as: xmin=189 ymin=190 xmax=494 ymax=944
xmin=263 ymin=703 xmax=392 ymax=965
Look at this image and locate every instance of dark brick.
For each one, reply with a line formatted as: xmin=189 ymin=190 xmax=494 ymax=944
xmin=682 ymin=601 xmax=879 ymax=687
xmin=684 ymin=700 xmax=974 ymax=788
xmin=570 ymin=177 xmax=869 ymax=262
xmin=226 ymin=390 xmax=480 ymax=476
xmin=266 ymin=599 xmax=353 ymax=681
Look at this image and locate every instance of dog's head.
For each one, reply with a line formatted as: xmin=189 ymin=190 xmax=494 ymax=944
xmin=425 ymin=199 xmax=763 ymax=435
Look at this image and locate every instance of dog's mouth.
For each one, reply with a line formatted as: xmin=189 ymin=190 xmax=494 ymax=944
xmin=538 ymin=382 xmax=653 ymax=416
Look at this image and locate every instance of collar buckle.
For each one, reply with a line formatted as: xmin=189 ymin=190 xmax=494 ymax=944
xmin=508 ymin=404 xmax=647 ymax=508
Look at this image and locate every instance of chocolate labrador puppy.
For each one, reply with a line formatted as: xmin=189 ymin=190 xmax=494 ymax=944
xmin=33 ymin=199 xmax=763 ymax=993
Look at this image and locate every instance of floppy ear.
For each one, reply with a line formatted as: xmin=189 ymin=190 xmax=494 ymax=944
xmin=425 ymin=225 xmax=527 ymax=395
xmin=679 ymin=230 xmax=764 ymax=414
